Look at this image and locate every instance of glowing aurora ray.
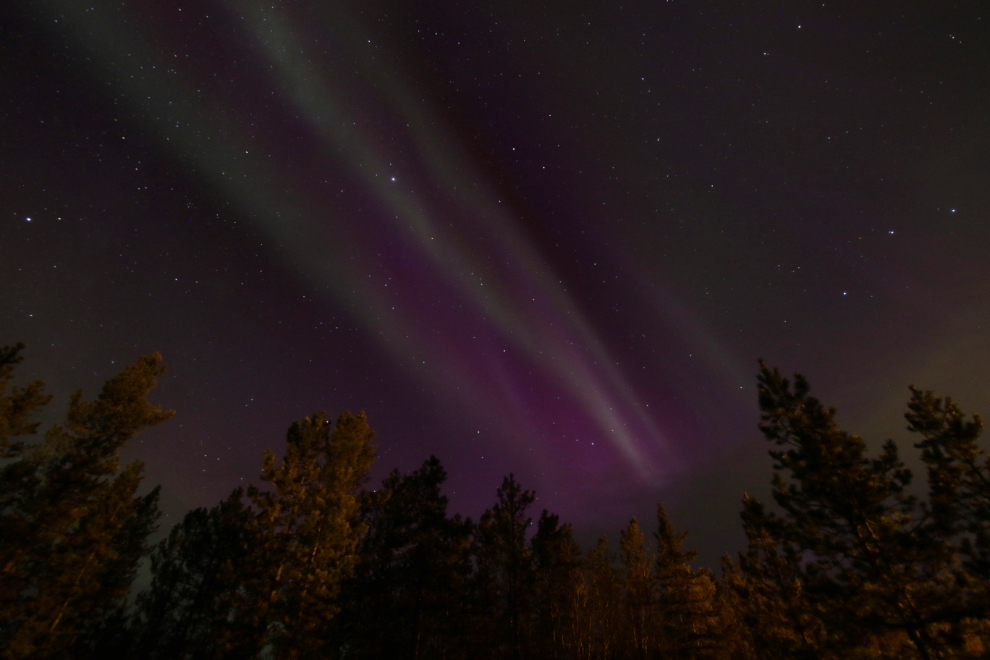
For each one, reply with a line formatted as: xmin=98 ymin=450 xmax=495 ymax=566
xmin=234 ymin=0 xmax=673 ymax=472
xmin=36 ymin=0 xmax=707 ymax=478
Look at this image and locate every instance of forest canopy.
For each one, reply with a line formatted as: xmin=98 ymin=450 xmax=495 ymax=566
xmin=1 ymin=343 xmax=989 ymax=659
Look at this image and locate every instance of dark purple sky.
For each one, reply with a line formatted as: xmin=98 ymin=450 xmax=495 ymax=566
xmin=2 ymin=0 xmax=988 ymax=565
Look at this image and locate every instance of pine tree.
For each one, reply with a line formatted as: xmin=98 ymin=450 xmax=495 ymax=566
xmin=330 ymin=456 xmax=474 ymax=660
xmin=653 ymin=502 xmax=718 ymax=659
xmin=530 ymin=510 xmax=582 ymax=660
xmin=730 ymin=494 xmax=828 ymax=660
xmin=619 ymin=517 xmax=655 ymax=659
xmin=226 ymin=411 xmax=376 ymax=659
xmin=906 ymin=388 xmax=988 ymax=577
xmin=712 ymin=556 xmax=756 ymax=660
xmin=131 ymin=489 xmax=252 ymax=659
xmin=905 ymin=387 xmax=990 ymax=652
xmin=0 ymin=343 xmax=52 ymax=647
xmin=0 ymin=343 xmax=51 ymax=459
xmin=0 ymin=352 xmax=173 ymax=660
xmin=754 ymin=361 xmax=960 ymax=660
xmin=473 ymin=475 xmax=537 ymax=660
xmin=65 ymin=474 xmax=162 ymax=660
xmin=581 ymin=535 xmax=623 ymax=660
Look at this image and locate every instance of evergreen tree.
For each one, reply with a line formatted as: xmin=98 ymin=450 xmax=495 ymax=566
xmin=730 ymin=494 xmax=828 ymax=660
xmin=582 ymin=535 xmax=623 ymax=660
xmin=905 ymin=387 xmax=990 ymax=652
xmin=530 ymin=510 xmax=582 ymax=660
xmin=226 ymin=411 xmax=376 ymax=659
xmin=619 ymin=517 xmax=655 ymax=659
xmin=712 ymin=556 xmax=755 ymax=660
xmin=0 ymin=351 xmax=173 ymax=660
xmin=653 ymin=503 xmax=718 ymax=659
xmin=906 ymin=388 xmax=988 ymax=579
xmin=753 ymin=361 xmax=960 ymax=660
xmin=65 ymin=474 xmax=162 ymax=660
xmin=0 ymin=343 xmax=51 ymax=459
xmin=0 ymin=343 xmax=52 ymax=647
xmin=131 ymin=489 xmax=252 ymax=659
xmin=330 ymin=455 xmax=474 ymax=660
xmin=473 ymin=475 xmax=536 ymax=660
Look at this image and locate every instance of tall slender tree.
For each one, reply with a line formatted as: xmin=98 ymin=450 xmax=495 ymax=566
xmin=619 ymin=517 xmax=655 ymax=659
xmin=330 ymin=455 xmax=474 ymax=660
xmin=473 ymin=475 xmax=536 ymax=660
xmin=131 ymin=489 xmax=252 ymax=659
xmin=653 ymin=503 xmax=719 ymax=659
xmin=583 ymin=535 xmax=623 ymax=660
xmin=530 ymin=511 xmax=582 ymax=660
xmin=226 ymin=411 xmax=376 ymax=659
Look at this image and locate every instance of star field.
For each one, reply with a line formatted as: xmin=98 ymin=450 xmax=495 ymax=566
xmin=2 ymin=0 xmax=989 ymax=563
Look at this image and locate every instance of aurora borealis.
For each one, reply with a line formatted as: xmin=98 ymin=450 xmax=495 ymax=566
xmin=2 ymin=0 xmax=989 ymax=563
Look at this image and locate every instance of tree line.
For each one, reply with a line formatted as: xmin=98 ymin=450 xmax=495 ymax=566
xmin=2 ymin=342 xmax=990 ymax=659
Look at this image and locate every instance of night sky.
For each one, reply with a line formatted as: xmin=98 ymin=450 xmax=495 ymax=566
xmin=2 ymin=0 xmax=989 ymax=565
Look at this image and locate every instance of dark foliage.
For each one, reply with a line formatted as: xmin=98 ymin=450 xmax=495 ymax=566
xmin=4 ymin=342 xmax=990 ymax=659
xmin=0 ymin=345 xmax=173 ymax=660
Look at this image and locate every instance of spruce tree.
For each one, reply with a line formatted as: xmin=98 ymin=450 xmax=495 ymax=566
xmin=473 ymin=475 xmax=536 ymax=660
xmin=64 ymin=472 xmax=162 ymax=660
xmin=619 ymin=517 xmax=655 ymax=659
xmin=712 ymin=556 xmax=756 ymax=660
xmin=653 ymin=502 xmax=718 ymax=659
xmin=530 ymin=510 xmax=582 ymax=659
xmin=583 ymin=535 xmax=622 ymax=660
